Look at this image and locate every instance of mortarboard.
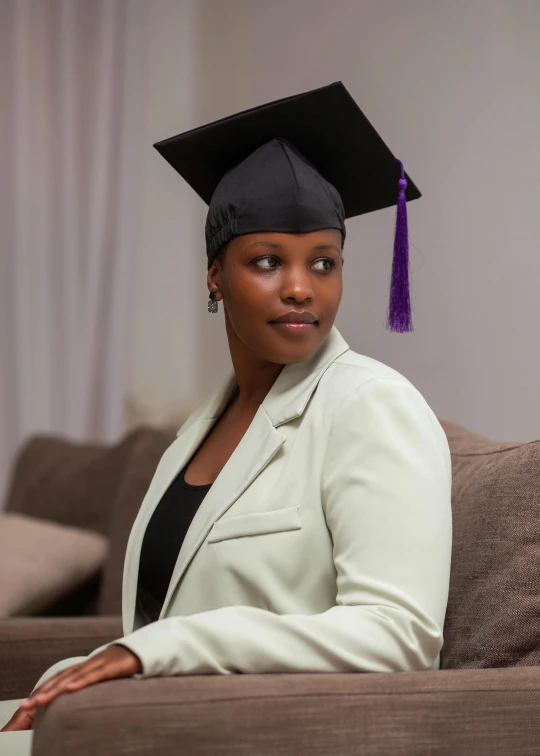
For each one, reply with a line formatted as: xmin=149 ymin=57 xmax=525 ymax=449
xmin=153 ymin=81 xmax=421 ymax=333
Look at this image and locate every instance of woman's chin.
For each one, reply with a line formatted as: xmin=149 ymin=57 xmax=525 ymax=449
xmin=262 ymin=323 xmax=326 ymax=362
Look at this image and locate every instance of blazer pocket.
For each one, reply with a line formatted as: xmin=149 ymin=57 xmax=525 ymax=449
xmin=207 ymin=506 xmax=302 ymax=544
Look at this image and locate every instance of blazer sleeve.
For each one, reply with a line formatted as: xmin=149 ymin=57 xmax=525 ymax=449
xmin=100 ymin=377 xmax=453 ymax=677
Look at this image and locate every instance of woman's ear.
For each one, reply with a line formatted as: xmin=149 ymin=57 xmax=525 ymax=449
xmin=207 ymin=261 xmax=220 ymax=290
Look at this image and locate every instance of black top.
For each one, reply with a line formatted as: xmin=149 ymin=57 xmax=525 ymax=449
xmin=137 ymin=387 xmax=239 ymax=623
xmin=138 ymin=461 xmax=212 ymax=613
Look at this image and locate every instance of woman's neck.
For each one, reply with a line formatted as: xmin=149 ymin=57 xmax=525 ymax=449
xmin=225 ymin=313 xmax=285 ymax=411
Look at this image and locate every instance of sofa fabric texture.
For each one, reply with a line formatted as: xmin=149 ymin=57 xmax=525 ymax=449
xmin=5 ymin=435 xmax=129 ymax=536
xmin=439 ymin=420 xmax=540 ymax=668
xmin=0 ymin=617 xmax=123 ymax=701
xmin=32 ymin=667 xmax=540 ymax=756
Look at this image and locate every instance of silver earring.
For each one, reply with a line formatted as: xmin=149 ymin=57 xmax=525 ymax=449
xmin=208 ymin=291 xmax=218 ymax=313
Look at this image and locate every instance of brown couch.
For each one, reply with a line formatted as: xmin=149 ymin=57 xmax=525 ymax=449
xmin=1 ymin=420 xmax=539 ymax=755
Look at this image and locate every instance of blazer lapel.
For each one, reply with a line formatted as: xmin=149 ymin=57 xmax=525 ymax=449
xmin=122 ymin=375 xmax=239 ymax=633
xmin=124 ymin=325 xmax=350 ymax=632
xmin=158 ymin=406 xmax=285 ymax=619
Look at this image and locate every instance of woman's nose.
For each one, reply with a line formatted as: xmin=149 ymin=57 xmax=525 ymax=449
xmin=280 ymin=270 xmax=314 ymax=302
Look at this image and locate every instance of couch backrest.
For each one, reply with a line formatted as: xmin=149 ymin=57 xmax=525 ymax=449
xmin=4 ymin=433 xmax=143 ymax=537
xmin=438 ymin=419 xmax=540 ymax=669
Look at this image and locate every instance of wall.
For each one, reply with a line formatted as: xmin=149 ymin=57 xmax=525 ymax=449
xmin=131 ymin=0 xmax=540 ymax=440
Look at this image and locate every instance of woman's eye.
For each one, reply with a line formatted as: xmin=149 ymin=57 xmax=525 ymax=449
xmin=313 ymin=259 xmax=335 ymax=272
xmin=254 ymin=256 xmax=335 ymax=271
xmin=254 ymin=256 xmax=279 ymax=269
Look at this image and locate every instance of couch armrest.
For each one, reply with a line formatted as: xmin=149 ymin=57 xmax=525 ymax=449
xmin=33 ymin=666 xmax=540 ymax=756
xmin=0 ymin=616 xmax=122 ymax=700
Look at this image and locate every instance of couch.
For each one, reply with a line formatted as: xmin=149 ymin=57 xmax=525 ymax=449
xmin=1 ymin=420 xmax=539 ymax=755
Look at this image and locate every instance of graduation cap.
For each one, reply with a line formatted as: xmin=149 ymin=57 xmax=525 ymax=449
xmin=153 ymin=81 xmax=421 ymax=333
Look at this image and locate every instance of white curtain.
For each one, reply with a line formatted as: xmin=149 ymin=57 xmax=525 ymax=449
xmin=0 ymin=0 xmax=149 ymax=507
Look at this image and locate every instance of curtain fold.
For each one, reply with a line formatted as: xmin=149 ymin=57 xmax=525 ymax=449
xmin=0 ymin=0 xmax=149 ymax=506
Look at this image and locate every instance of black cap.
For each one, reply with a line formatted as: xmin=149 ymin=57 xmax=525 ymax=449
xmin=154 ymin=81 xmax=421 ymax=333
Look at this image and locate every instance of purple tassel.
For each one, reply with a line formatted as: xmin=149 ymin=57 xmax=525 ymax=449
xmin=386 ymin=159 xmax=413 ymax=333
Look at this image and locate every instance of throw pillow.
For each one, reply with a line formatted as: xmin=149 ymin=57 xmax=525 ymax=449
xmin=0 ymin=512 xmax=108 ymax=616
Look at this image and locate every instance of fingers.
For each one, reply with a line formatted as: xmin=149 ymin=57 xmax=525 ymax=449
xmin=58 ymin=661 xmax=116 ymax=692
xmin=19 ymin=645 xmax=142 ymax=713
xmin=21 ymin=660 xmax=105 ymax=710
xmin=20 ymin=646 xmax=139 ymax=711
xmin=0 ymin=706 xmax=34 ymax=732
xmin=21 ymin=664 xmax=84 ymax=707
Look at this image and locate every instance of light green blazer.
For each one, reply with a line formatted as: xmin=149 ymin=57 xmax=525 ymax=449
xmin=32 ymin=325 xmax=452 ymax=689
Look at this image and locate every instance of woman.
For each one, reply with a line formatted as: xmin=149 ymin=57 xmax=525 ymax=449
xmin=1 ymin=82 xmax=452 ymax=749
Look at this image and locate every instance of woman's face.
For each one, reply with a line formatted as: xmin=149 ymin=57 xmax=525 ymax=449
xmin=208 ymin=228 xmax=344 ymax=365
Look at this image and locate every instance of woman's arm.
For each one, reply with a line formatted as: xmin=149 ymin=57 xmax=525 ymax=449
xmin=104 ymin=377 xmax=453 ymax=677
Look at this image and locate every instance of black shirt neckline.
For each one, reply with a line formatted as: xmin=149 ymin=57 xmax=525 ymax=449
xmin=179 ymin=461 xmax=213 ymax=491
xmin=178 ymin=381 xmax=240 ymax=491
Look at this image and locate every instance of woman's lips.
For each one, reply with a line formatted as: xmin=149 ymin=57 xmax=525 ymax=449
xmin=270 ymin=322 xmax=318 ymax=333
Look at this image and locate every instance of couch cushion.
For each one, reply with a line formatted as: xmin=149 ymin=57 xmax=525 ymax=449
xmin=439 ymin=419 xmax=540 ymax=668
xmin=0 ymin=513 xmax=108 ymax=616
xmin=98 ymin=428 xmax=175 ymax=616
xmin=4 ymin=431 xmax=151 ymax=537
xmin=33 ymin=667 xmax=540 ymax=756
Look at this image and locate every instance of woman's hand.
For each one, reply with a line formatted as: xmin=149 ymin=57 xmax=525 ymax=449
xmin=0 ymin=644 xmax=142 ymax=732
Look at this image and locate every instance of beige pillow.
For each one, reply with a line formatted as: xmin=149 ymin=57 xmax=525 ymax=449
xmin=0 ymin=512 xmax=108 ymax=616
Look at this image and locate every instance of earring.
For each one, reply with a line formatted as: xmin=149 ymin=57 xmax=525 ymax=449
xmin=208 ymin=291 xmax=218 ymax=313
